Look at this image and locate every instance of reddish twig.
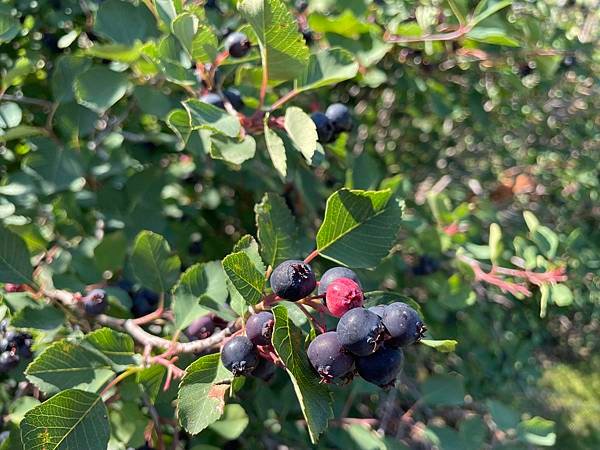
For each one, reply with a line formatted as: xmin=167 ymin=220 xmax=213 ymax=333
xmin=296 ymin=302 xmax=326 ymax=333
xmin=304 ymin=249 xmax=319 ymax=264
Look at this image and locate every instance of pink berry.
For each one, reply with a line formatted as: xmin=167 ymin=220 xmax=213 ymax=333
xmin=325 ymin=278 xmax=364 ymax=318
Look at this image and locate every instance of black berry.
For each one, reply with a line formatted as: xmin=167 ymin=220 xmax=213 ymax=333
xmin=311 ymin=112 xmax=335 ymax=144
xmin=295 ymin=0 xmax=308 ymax=13
xmin=0 ymin=352 xmax=19 ymax=372
xmin=224 ymin=88 xmax=245 ymax=111
xmin=225 ymin=32 xmax=251 ymax=58
xmin=318 ymin=266 xmax=361 ymax=295
xmin=336 ymin=308 xmax=385 ymax=356
xmin=411 ymin=255 xmax=439 ymax=276
xmin=270 ymin=260 xmax=316 ymax=301
xmin=251 ymin=358 xmax=277 ymax=381
xmin=221 ymin=336 xmax=259 ymax=376
xmin=200 ymin=93 xmax=225 ymax=109
xmin=356 ymin=345 xmax=404 ymax=388
xmin=186 ymin=315 xmax=216 ymax=340
xmin=245 ymin=311 xmax=274 ymax=346
xmin=381 ymin=302 xmax=425 ymax=347
xmin=82 ymin=289 xmax=108 ymax=316
xmin=325 ymin=103 xmax=353 ymax=133
xmin=368 ymin=305 xmax=386 ymax=318
xmin=301 ymin=28 xmax=314 ymax=45
xmin=307 ymin=331 xmax=354 ymax=382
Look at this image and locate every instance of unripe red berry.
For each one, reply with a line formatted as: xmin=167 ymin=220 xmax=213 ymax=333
xmin=325 ymin=278 xmax=364 ymax=318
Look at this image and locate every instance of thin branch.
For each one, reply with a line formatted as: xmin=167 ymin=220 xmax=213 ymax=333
xmin=384 ymin=25 xmax=471 ymax=44
xmin=269 ymin=88 xmax=301 ymax=112
xmin=0 ymin=94 xmax=53 ymax=108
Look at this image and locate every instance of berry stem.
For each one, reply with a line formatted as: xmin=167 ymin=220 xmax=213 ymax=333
xmin=269 ymin=88 xmax=301 ymax=112
xmin=132 ymin=293 xmax=165 ymax=325
xmin=100 ymin=367 xmax=141 ymax=399
xmin=295 ymin=302 xmax=326 ymax=334
xmin=303 ymin=249 xmax=319 ymax=264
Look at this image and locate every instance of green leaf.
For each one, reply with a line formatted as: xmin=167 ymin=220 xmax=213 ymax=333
xmin=316 ymin=189 xmax=403 ymax=268
xmin=422 ymin=374 xmax=465 ymax=406
xmin=11 ymin=305 xmax=64 ymax=331
xmin=171 ymin=13 xmax=198 ymax=57
xmin=208 ymin=404 xmax=249 ymax=440
xmin=421 ymin=339 xmax=458 ymax=353
xmin=523 ymin=210 xmax=540 ymax=232
xmin=264 ymin=122 xmax=287 ymax=177
xmin=222 ymin=251 xmax=265 ymax=306
xmin=177 ymin=353 xmax=233 ymax=434
xmin=296 ymin=48 xmax=359 ymax=92
xmin=172 ymin=261 xmax=230 ymax=330
xmin=531 ymin=226 xmax=559 ymax=259
xmin=467 ymin=27 xmax=520 ymax=47
xmin=255 ymin=193 xmax=300 ymax=267
xmin=86 ymin=43 xmax=146 ymax=62
xmin=308 ymin=11 xmax=375 ymax=38
xmin=271 ymin=305 xmax=333 ymax=443
xmin=489 ymin=223 xmax=502 ymax=265
xmin=0 ymin=102 xmax=22 ymax=128
xmin=0 ymin=125 xmax=47 ymax=142
xmin=0 ymin=13 xmax=21 ymax=44
xmin=94 ymin=231 xmax=127 ymax=272
xmin=21 ymin=389 xmax=110 ymax=450
xmin=517 ymin=417 xmax=556 ymax=446
xmin=131 ymin=230 xmax=181 ymax=293
xmin=167 ymin=108 xmax=193 ymax=143
xmin=1 ymin=57 xmax=34 ymax=91
xmin=210 ymin=135 xmax=256 ymax=165
xmin=550 ymin=284 xmax=573 ymax=307
xmin=486 ymin=400 xmax=520 ymax=430
xmin=447 ymin=0 xmax=467 ymax=25
xmin=25 ymin=340 xmax=114 ymax=394
xmin=82 ymin=328 xmax=138 ymax=369
xmin=238 ymin=0 xmax=310 ymax=81
xmin=0 ymin=226 xmax=33 ymax=285
xmin=95 ymin=0 xmax=160 ymax=45
xmin=191 ymin=24 xmax=219 ymax=62
xmin=284 ymin=106 xmax=318 ymax=163
xmin=154 ymin=0 xmax=178 ymax=24
xmin=183 ymin=99 xmax=241 ymax=137
xmin=74 ymin=66 xmax=129 ymax=114
xmin=470 ymin=0 xmax=513 ymax=27
xmin=137 ymin=364 xmax=166 ymax=403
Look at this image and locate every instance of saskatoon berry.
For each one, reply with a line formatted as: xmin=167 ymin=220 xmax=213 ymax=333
xmin=325 ymin=103 xmax=353 ymax=133
xmin=221 ymin=336 xmax=259 ymax=376
xmin=311 ymin=112 xmax=335 ymax=144
xmin=131 ymin=294 xmax=154 ymax=318
xmin=325 ymin=278 xmax=364 ymax=318
xmin=186 ymin=315 xmax=216 ymax=340
xmin=251 ymin=358 xmax=277 ymax=381
xmin=225 ymin=32 xmax=251 ymax=58
xmin=355 ymin=345 xmax=404 ymax=388
xmin=368 ymin=305 xmax=386 ymax=319
xmin=412 ymin=255 xmax=439 ymax=276
xmin=200 ymin=92 xmax=225 ymax=109
xmin=245 ymin=311 xmax=274 ymax=346
xmin=318 ymin=266 xmax=361 ymax=295
xmin=224 ymin=88 xmax=245 ymax=111
xmin=0 ymin=352 xmax=19 ymax=372
xmin=3 ymin=283 xmax=25 ymax=293
xmin=381 ymin=302 xmax=425 ymax=347
xmin=307 ymin=331 xmax=354 ymax=382
xmin=82 ymin=289 xmax=108 ymax=316
xmin=301 ymin=28 xmax=314 ymax=45
xmin=270 ymin=260 xmax=316 ymax=301
xmin=336 ymin=308 xmax=385 ymax=356
xmin=295 ymin=0 xmax=308 ymax=13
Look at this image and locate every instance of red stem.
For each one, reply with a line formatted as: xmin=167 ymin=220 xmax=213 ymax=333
xmin=304 ymin=249 xmax=319 ymax=264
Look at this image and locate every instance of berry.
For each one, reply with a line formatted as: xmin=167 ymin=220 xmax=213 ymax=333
xmin=311 ymin=112 xmax=335 ymax=144
xmin=381 ymin=302 xmax=425 ymax=347
xmin=355 ymin=345 xmax=404 ymax=388
xmin=224 ymin=88 xmax=245 ymax=111
xmin=368 ymin=305 xmax=386 ymax=318
xmin=0 ymin=352 xmax=19 ymax=372
xmin=412 ymin=255 xmax=439 ymax=276
xmin=225 ymin=32 xmax=251 ymax=58
xmin=325 ymin=278 xmax=364 ymax=318
xmin=307 ymin=331 xmax=354 ymax=382
xmin=336 ymin=308 xmax=385 ymax=356
xmin=318 ymin=266 xmax=361 ymax=295
xmin=200 ymin=93 xmax=225 ymax=109
xmin=131 ymin=289 xmax=157 ymax=317
xmin=82 ymin=289 xmax=108 ymax=316
xmin=251 ymin=358 xmax=276 ymax=381
xmin=3 ymin=283 xmax=25 ymax=292
xmin=186 ymin=315 xmax=216 ymax=340
xmin=301 ymin=28 xmax=314 ymax=45
xmin=270 ymin=260 xmax=316 ymax=301
xmin=325 ymin=103 xmax=353 ymax=133
xmin=245 ymin=311 xmax=274 ymax=346
xmin=221 ymin=336 xmax=259 ymax=376
xmin=295 ymin=0 xmax=308 ymax=13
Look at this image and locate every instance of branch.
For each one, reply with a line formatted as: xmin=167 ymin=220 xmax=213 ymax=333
xmin=384 ymin=25 xmax=471 ymax=44
xmin=0 ymin=94 xmax=54 ymax=108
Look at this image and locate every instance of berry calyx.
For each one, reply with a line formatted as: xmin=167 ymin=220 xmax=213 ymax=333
xmin=82 ymin=289 xmax=108 ymax=316
xmin=221 ymin=336 xmax=259 ymax=376
xmin=336 ymin=308 xmax=385 ymax=357
xmin=325 ymin=278 xmax=364 ymax=318
xmin=245 ymin=311 xmax=274 ymax=346
xmin=355 ymin=345 xmax=404 ymax=388
xmin=325 ymin=103 xmax=353 ymax=133
xmin=317 ymin=266 xmax=361 ymax=295
xmin=307 ymin=331 xmax=354 ymax=382
xmin=381 ymin=302 xmax=426 ymax=347
xmin=311 ymin=112 xmax=335 ymax=144
xmin=186 ymin=314 xmax=216 ymax=340
xmin=225 ymin=32 xmax=251 ymax=58
xmin=270 ymin=260 xmax=316 ymax=301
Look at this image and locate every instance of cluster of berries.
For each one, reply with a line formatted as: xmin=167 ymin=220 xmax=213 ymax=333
xmin=311 ymin=103 xmax=353 ymax=144
xmin=0 ymin=320 xmax=33 ymax=373
xmin=220 ymin=259 xmax=425 ymax=389
xmin=116 ymin=280 xmax=160 ymax=318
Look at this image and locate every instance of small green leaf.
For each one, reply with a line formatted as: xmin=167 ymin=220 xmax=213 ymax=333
xmin=177 ymin=353 xmax=233 ymax=434
xmin=171 ymin=13 xmax=198 ymax=57
xmin=21 ymin=389 xmax=110 ymax=450
xmin=191 ymin=24 xmax=219 ymax=63
xmin=131 ymin=230 xmax=181 ymax=293
xmin=296 ymin=48 xmax=359 ymax=92
xmin=86 ymin=43 xmax=146 ymax=62
xmin=531 ymin=226 xmax=559 ymax=259
xmin=208 ymin=404 xmax=249 ymax=440
xmin=183 ymin=99 xmax=241 ymax=137
xmin=467 ymin=27 xmax=520 ymax=47
xmin=95 ymin=0 xmax=160 ymax=45
xmin=517 ymin=416 xmax=556 ymax=446
xmin=489 ymin=223 xmax=503 ymax=264
xmin=0 ymin=226 xmax=33 ymax=285
xmin=0 ymin=13 xmax=21 ymax=44
xmin=523 ymin=211 xmax=540 ymax=232
xmin=11 ymin=305 xmax=64 ymax=331
xmin=136 ymin=364 xmax=166 ymax=403
xmin=284 ymin=107 xmax=318 ymax=163
xmin=422 ymin=374 xmax=465 ymax=406
xmin=486 ymin=400 xmax=520 ymax=430
xmin=74 ymin=66 xmax=129 ymax=114
xmin=222 ymin=251 xmax=265 ymax=306
xmin=82 ymin=328 xmax=138 ymax=369
xmin=94 ymin=231 xmax=127 ymax=272
xmin=550 ymin=284 xmax=573 ymax=307
xmin=210 ymin=134 xmax=256 ymax=165
xmin=271 ymin=305 xmax=333 ymax=444
xmin=421 ymin=339 xmax=458 ymax=353
xmin=470 ymin=0 xmax=513 ymax=28
xmin=316 ymin=189 xmax=403 ymax=268
xmin=264 ymin=121 xmax=287 ymax=177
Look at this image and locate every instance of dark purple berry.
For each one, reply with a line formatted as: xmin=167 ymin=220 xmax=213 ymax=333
xmin=270 ymin=260 xmax=316 ymax=301
xmin=368 ymin=305 xmax=386 ymax=318
xmin=411 ymin=255 xmax=439 ymax=276
xmin=300 ymin=27 xmax=314 ymax=45
xmin=221 ymin=336 xmax=259 ymax=376
xmin=307 ymin=331 xmax=354 ymax=382
xmin=186 ymin=315 xmax=216 ymax=340
xmin=225 ymin=32 xmax=251 ymax=58
xmin=245 ymin=311 xmax=274 ymax=346
xmin=311 ymin=112 xmax=335 ymax=143
xmin=251 ymin=358 xmax=277 ymax=381
xmin=336 ymin=308 xmax=385 ymax=356
xmin=224 ymin=88 xmax=245 ymax=111
xmin=318 ymin=266 xmax=361 ymax=295
xmin=295 ymin=0 xmax=308 ymax=12
xmin=325 ymin=103 xmax=353 ymax=133
xmin=82 ymin=289 xmax=108 ymax=316
xmin=381 ymin=302 xmax=425 ymax=347
xmin=132 ymin=294 xmax=154 ymax=318
xmin=0 ymin=352 xmax=19 ymax=372
xmin=200 ymin=93 xmax=225 ymax=109
xmin=356 ymin=345 xmax=404 ymax=388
